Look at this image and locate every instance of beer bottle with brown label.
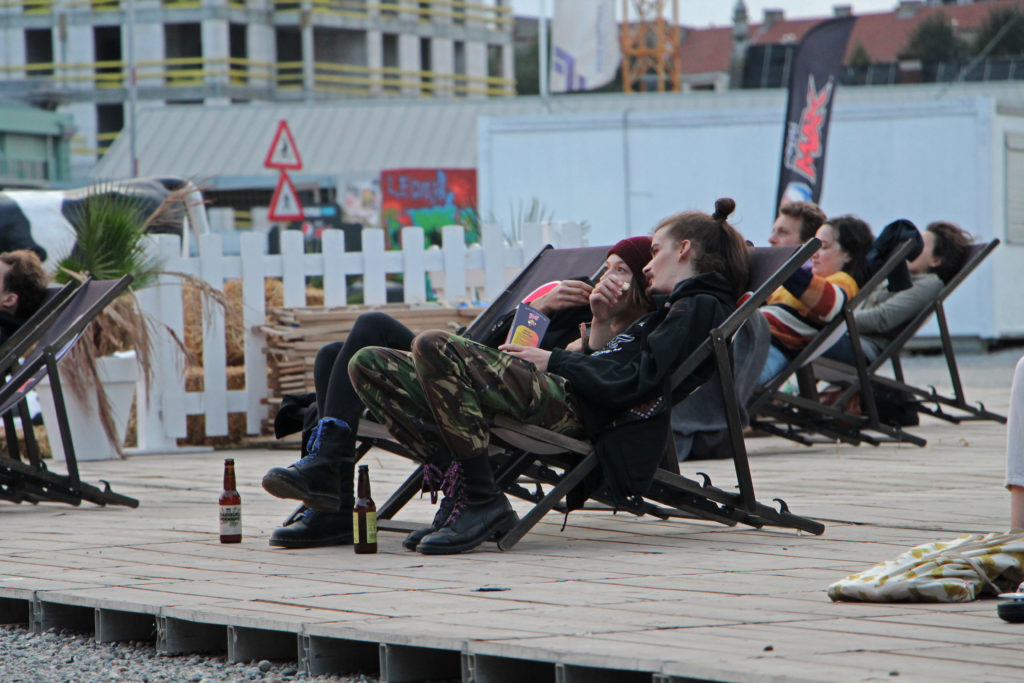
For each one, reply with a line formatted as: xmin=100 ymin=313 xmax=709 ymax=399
xmin=219 ymin=458 xmax=242 ymax=543
xmin=353 ymin=464 xmax=377 ymax=554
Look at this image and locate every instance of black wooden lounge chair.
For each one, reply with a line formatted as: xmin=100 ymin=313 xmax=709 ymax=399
xmin=0 ymin=276 xmax=139 ymax=508
xmin=748 ymin=239 xmax=923 ymax=448
xmin=370 ymin=244 xmax=609 ymax=525
xmin=458 ymin=240 xmax=826 ymax=550
xmin=813 ymin=238 xmax=1004 ymax=430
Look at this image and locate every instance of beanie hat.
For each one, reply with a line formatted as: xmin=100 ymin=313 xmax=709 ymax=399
xmin=607 ymin=236 xmax=653 ymax=280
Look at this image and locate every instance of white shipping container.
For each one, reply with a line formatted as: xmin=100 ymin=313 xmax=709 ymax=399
xmin=478 ymin=96 xmax=1024 ymax=340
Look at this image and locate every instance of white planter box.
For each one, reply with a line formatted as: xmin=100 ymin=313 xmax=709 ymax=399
xmin=37 ymin=350 xmax=139 ymax=462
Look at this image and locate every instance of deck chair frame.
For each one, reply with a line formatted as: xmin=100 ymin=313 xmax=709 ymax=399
xmin=814 ymin=238 xmax=1004 ymax=428
xmin=474 ymin=240 xmax=826 ymax=550
xmin=748 ymin=239 xmax=922 ymax=448
xmin=0 ymin=276 xmax=139 ymax=508
xmin=359 ymin=244 xmax=609 ymax=532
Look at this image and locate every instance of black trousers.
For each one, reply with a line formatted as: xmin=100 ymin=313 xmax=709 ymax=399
xmin=312 ymin=312 xmax=416 ymax=456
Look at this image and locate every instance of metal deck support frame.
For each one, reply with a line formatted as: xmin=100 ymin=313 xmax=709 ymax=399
xmin=0 ymin=597 xmax=30 ymax=624
xmin=555 ymin=662 xmax=651 ymax=683
xmin=94 ymin=608 xmax=156 ymax=643
xmin=298 ymin=634 xmax=379 ymax=677
xmin=155 ymin=616 xmax=226 ymax=654
xmin=380 ymin=643 xmax=461 ymax=682
xmin=30 ymin=598 xmax=94 ymax=634
xmin=462 ymin=653 xmax=556 ymax=683
xmin=227 ymin=625 xmax=297 ymax=663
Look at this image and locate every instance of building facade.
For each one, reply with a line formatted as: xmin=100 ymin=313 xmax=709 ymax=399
xmin=0 ymin=0 xmax=515 ymax=179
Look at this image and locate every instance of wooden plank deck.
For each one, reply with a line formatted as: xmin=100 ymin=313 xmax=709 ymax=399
xmin=1 ymin=349 xmax=1021 ymax=681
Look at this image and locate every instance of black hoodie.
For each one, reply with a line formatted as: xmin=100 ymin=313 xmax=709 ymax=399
xmin=548 ymin=271 xmax=736 ymax=502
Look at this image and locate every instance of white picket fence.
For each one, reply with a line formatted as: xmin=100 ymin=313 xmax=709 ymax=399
xmin=132 ymin=222 xmax=585 ymax=451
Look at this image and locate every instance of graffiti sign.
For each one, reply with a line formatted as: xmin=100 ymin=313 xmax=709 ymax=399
xmin=379 ymin=168 xmax=478 ymax=248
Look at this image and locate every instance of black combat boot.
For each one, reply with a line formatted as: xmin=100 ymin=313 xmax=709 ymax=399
xmin=262 ymin=417 xmax=351 ymax=512
xmin=402 ymin=459 xmax=454 ymax=551
xmin=416 ymin=454 xmax=519 ymax=555
xmin=268 ymin=450 xmax=355 ymax=548
xmin=269 ymin=505 xmax=353 ymax=548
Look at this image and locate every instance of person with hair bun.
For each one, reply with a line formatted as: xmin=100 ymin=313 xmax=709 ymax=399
xmin=758 ymin=215 xmax=874 ymax=384
xmin=348 ymin=198 xmax=750 ymax=554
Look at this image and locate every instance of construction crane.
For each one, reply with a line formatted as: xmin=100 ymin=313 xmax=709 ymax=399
xmin=621 ymin=0 xmax=681 ymax=92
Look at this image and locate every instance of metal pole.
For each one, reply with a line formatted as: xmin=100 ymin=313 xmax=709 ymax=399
xmin=127 ymin=0 xmax=138 ymax=177
xmin=538 ymin=0 xmax=549 ymax=112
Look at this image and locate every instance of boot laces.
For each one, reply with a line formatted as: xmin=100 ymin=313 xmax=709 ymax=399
xmin=441 ymin=461 xmax=466 ymax=524
xmin=421 ymin=463 xmax=444 ymax=504
xmin=294 ymin=417 xmax=347 ymax=467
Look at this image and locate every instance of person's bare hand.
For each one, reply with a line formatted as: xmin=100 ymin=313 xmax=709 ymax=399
xmin=499 ymin=344 xmax=552 ymax=372
xmin=589 ymin=274 xmax=627 ymax=321
xmin=530 ymin=280 xmax=593 ymax=314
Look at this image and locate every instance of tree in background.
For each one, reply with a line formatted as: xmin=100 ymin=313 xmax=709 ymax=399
xmin=973 ymin=7 xmax=1024 ymax=58
xmin=901 ymin=13 xmax=968 ymax=62
xmin=849 ymin=42 xmax=873 ymax=70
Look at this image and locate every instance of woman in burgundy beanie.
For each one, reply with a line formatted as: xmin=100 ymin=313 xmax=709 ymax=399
xmin=574 ymin=235 xmax=654 ymax=353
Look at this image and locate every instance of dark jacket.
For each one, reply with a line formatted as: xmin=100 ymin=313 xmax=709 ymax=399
xmin=547 ymin=272 xmax=736 ymax=503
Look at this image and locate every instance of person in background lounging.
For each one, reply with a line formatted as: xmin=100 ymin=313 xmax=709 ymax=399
xmin=823 ymin=220 xmax=971 ymax=365
xmin=0 ymin=249 xmax=49 ymax=344
xmin=757 ymin=215 xmax=874 ymax=385
xmin=261 ymin=237 xmax=653 ymax=549
xmin=768 ymin=201 xmax=827 ymax=247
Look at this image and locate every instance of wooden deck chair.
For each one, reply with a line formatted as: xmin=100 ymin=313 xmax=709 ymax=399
xmin=813 ymin=238 xmax=1004 ymax=429
xmin=748 ymin=238 xmax=923 ymax=448
xmin=464 ymin=240 xmax=827 ymax=550
xmin=362 ymin=244 xmax=609 ymax=526
xmin=0 ymin=276 xmax=139 ymax=508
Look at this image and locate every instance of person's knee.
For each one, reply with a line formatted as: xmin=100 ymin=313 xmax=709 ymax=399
xmin=412 ymin=329 xmax=454 ymax=360
xmin=315 ymin=341 xmax=344 ymax=365
xmin=347 ymin=347 xmax=380 ymax=382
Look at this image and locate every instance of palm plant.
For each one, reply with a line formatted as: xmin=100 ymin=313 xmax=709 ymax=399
xmin=54 ymin=183 xmax=222 ymax=457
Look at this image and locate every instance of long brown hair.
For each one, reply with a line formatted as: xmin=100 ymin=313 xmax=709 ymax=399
xmin=926 ymin=221 xmax=971 ymax=284
xmin=653 ymin=198 xmax=750 ymax=297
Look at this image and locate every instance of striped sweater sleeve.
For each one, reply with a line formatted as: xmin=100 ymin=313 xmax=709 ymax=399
xmin=783 ymin=268 xmax=854 ymax=325
xmin=760 ymin=271 xmax=859 ymax=352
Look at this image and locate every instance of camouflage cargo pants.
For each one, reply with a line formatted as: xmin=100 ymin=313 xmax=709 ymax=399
xmin=348 ymin=330 xmax=585 ymax=462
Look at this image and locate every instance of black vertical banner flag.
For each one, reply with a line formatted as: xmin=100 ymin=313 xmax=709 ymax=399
xmin=775 ymin=17 xmax=856 ymax=213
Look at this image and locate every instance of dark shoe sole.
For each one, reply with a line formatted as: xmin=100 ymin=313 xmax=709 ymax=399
xmin=262 ymin=471 xmax=341 ymax=512
xmin=417 ymin=511 xmax=519 ymax=555
xmin=269 ymin=533 xmax=353 ymax=549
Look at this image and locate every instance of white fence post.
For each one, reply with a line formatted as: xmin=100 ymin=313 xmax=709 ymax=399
xmin=133 ymin=234 xmax=188 ymax=453
xmin=321 ymin=229 xmax=347 ymax=307
xmin=240 ymin=231 xmax=268 ymax=435
xmin=199 ymin=233 xmax=228 ymax=437
xmin=401 ymin=227 xmax=426 ymax=304
xmin=361 ymin=228 xmax=387 ymax=304
xmin=481 ymin=222 xmax=506 ymax=301
xmin=441 ymin=224 xmax=466 ymax=303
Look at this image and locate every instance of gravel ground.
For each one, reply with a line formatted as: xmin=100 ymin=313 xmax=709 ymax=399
xmin=0 ymin=625 xmax=378 ymax=683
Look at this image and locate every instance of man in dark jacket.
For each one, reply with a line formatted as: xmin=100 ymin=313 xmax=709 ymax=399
xmin=348 ymin=199 xmax=749 ymax=554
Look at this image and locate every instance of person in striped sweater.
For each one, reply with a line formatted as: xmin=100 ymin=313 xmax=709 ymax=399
xmin=757 ymin=215 xmax=874 ymax=385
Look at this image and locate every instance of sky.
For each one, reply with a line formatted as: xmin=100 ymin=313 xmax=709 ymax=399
xmin=510 ymin=1 xmax=903 ymax=27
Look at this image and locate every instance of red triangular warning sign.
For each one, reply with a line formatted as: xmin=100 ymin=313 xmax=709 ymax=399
xmin=268 ymin=172 xmax=305 ymax=221
xmin=264 ymin=120 xmax=303 ymax=170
